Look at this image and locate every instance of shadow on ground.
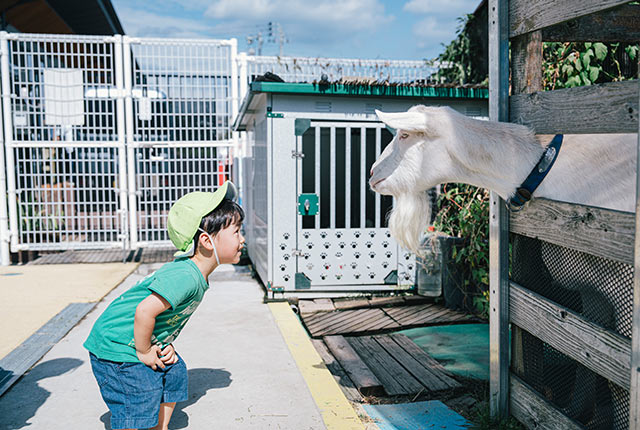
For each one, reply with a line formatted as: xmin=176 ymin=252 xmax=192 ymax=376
xmin=0 ymin=358 xmax=84 ymax=430
xmin=100 ymin=368 xmax=232 ymax=429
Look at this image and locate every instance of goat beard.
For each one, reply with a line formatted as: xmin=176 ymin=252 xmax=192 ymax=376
xmin=388 ymin=191 xmax=430 ymax=255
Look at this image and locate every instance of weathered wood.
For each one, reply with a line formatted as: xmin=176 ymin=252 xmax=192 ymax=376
xmin=368 ymin=296 xmax=405 ymax=307
xmin=511 ymin=31 xmax=543 ymax=95
xmin=509 ymin=282 xmax=631 ymax=389
xmin=347 ymin=336 xmax=423 ymax=396
xmin=388 ymin=334 xmax=461 ymax=389
xmin=302 ymin=308 xmax=400 ymax=337
xmin=373 ymin=334 xmax=460 ymax=392
xmin=299 ymin=299 xmax=334 ymax=313
xmin=510 ymin=0 xmax=629 ymax=38
xmin=323 ymin=335 xmax=384 ymax=396
xmin=510 ymin=374 xmax=585 ymax=430
xmin=383 ymin=304 xmax=473 ymax=327
xmin=542 ymin=3 xmax=640 ymax=42
xmin=333 ymin=298 xmax=370 ymax=310
xmin=510 ymin=80 xmax=639 ymax=134
xmin=310 ymin=339 xmax=363 ymax=402
xmin=510 ymin=197 xmax=635 ymax=266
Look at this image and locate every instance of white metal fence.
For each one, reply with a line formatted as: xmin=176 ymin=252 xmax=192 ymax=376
xmin=0 ymin=32 xmax=438 ymax=265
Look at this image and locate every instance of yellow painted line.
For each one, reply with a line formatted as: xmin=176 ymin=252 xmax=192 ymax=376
xmin=269 ymin=302 xmax=365 ymax=430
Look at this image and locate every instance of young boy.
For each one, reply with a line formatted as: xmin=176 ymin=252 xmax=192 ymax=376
xmin=84 ymin=181 xmax=244 ymax=430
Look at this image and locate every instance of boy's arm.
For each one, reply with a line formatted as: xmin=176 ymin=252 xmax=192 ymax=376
xmin=134 ymin=292 xmax=171 ymax=370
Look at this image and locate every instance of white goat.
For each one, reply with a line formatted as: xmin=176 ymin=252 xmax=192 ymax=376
xmin=370 ymin=105 xmax=637 ymax=427
xmin=370 ymin=105 xmax=636 ymax=253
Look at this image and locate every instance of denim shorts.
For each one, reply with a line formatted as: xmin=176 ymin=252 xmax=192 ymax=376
xmin=89 ymin=352 xmax=188 ymax=430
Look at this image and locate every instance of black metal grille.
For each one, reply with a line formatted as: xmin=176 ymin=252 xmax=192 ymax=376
xmin=511 ymin=234 xmax=632 ymax=429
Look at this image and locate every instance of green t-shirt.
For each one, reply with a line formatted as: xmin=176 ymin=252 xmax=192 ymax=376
xmin=84 ymin=258 xmax=209 ymax=363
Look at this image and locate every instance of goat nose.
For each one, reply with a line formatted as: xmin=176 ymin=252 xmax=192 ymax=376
xmin=370 ymin=168 xmax=373 ymax=176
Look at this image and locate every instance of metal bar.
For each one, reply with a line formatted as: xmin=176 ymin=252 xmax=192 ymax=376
xmin=330 ymin=126 xmax=336 ymax=229
xmin=113 ymin=35 xmax=129 ymax=250
xmin=374 ymin=127 xmax=381 ymax=228
xmin=345 ymin=127 xmax=351 ymax=229
xmin=630 ymin=75 xmax=640 ymax=429
xmin=315 ymin=126 xmax=320 ymax=229
xmin=310 ymin=121 xmax=385 ymax=128
xmin=488 ymin=0 xmax=510 ymax=419
xmin=123 ymin=36 xmax=138 ymax=249
xmin=1 ymin=32 xmax=18 ymax=253
xmin=360 ymin=127 xmax=366 ymax=229
xmin=0 ymin=39 xmax=8 ymax=264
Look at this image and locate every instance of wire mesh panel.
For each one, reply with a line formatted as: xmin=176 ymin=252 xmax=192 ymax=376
xmin=512 ymin=234 xmax=633 ymax=429
xmin=127 ymin=38 xmax=235 ymax=144
xmin=245 ymin=56 xmax=437 ymax=84
xmin=13 ymin=146 xmax=122 ymax=250
xmin=124 ymin=38 xmax=236 ymax=247
xmin=134 ymin=146 xmax=231 ymax=245
xmin=8 ymin=34 xmax=119 ymax=143
xmin=3 ymin=33 xmax=125 ymax=251
xmin=293 ymin=121 xmax=414 ymax=287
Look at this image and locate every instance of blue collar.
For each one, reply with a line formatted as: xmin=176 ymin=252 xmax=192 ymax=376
xmin=507 ymin=134 xmax=563 ymax=211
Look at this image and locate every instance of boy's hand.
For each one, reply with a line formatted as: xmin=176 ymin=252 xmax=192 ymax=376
xmin=136 ymin=345 xmax=166 ymax=370
xmin=160 ymin=344 xmax=178 ymax=365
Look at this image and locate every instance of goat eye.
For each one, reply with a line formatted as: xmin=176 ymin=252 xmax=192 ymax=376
xmin=400 ymin=132 xmax=410 ymax=139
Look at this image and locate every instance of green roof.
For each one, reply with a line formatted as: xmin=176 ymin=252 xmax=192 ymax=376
xmin=250 ymin=81 xmax=488 ymax=99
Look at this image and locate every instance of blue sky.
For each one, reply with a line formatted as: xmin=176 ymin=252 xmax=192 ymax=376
xmin=111 ymin=0 xmax=481 ymax=61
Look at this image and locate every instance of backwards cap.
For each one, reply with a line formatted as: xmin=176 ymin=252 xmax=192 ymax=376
xmin=168 ymin=181 xmax=238 ymax=258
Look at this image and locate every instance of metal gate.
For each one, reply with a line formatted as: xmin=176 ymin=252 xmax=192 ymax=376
xmin=122 ymin=37 xmax=236 ymax=248
xmin=0 ymin=32 xmax=236 ymax=258
xmin=295 ymin=121 xmax=415 ymax=288
xmin=1 ymin=33 xmax=127 ymax=253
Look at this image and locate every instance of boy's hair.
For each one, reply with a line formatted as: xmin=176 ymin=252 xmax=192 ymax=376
xmin=193 ymin=198 xmax=244 ymax=249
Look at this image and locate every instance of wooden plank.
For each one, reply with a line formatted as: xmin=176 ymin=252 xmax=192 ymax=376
xmin=373 ymin=334 xmax=459 ymax=392
xmin=321 ymin=309 xmax=385 ymax=335
xmin=348 ymin=336 xmax=423 ymax=396
xmin=323 ymin=335 xmax=384 ymax=396
xmin=542 ymin=3 xmax=640 ymax=42
xmin=510 ymin=282 xmax=631 ymax=389
xmin=509 ymin=0 xmax=629 ymax=38
xmin=314 ymin=298 xmax=336 ymax=310
xmin=299 ymin=299 xmax=334 ymax=313
xmin=510 ymin=374 xmax=585 ymax=430
xmin=304 ymin=309 xmax=368 ymax=332
xmin=311 ymin=339 xmax=363 ymax=402
xmin=510 ymin=80 xmax=639 ymax=134
xmin=388 ymin=334 xmax=461 ymax=390
xmin=334 ymin=298 xmax=370 ymax=310
xmin=511 ymin=31 xmax=543 ymax=96
xmin=0 ymin=302 xmax=94 ymax=397
xmin=368 ymin=296 xmax=405 ymax=307
xmin=335 ymin=309 xmax=399 ymax=335
xmin=383 ymin=304 xmax=436 ymax=320
xmin=510 ymin=198 xmax=635 ymax=265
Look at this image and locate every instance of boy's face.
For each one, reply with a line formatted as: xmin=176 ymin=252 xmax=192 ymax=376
xmin=213 ymin=222 xmax=245 ymax=264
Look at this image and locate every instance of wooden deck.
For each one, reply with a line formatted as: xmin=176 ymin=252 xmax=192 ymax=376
xmin=300 ymin=299 xmax=476 ymax=338
xmin=318 ymin=333 xmax=461 ymax=397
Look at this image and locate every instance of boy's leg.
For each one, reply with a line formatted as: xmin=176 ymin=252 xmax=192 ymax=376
xmin=152 ymin=402 xmax=176 ymax=430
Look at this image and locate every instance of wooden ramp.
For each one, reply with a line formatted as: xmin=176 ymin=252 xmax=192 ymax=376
xmin=301 ymin=302 xmax=475 ymax=338
xmin=321 ymin=333 xmax=461 ymax=397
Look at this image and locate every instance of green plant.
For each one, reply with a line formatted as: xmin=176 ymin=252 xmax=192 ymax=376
xmin=432 ymin=184 xmax=490 ymax=318
xmin=542 ymin=41 xmax=638 ymax=90
xmin=470 ymin=404 xmax=524 ymax=430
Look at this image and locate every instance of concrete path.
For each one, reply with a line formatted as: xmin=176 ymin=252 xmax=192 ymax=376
xmin=0 ymin=263 xmax=332 ymax=429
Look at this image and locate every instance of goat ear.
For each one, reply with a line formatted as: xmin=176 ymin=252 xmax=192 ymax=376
xmin=375 ymin=110 xmax=428 ymax=133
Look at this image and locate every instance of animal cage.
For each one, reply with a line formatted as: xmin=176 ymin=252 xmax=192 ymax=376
xmin=233 ymin=81 xmax=488 ymax=298
xmin=488 ymin=1 xmax=640 ymax=429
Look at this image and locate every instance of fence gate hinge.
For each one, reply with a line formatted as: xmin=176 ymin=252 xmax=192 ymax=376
xmin=291 ymin=150 xmax=305 ymax=159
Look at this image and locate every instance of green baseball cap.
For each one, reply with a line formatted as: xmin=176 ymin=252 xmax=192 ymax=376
xmin=168 ymin=181 xmax=238 ymax=257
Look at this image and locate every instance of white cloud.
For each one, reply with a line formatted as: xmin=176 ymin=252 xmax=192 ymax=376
xmin=205 ymin=0 xmax=393 ymax=31
xmin=403 ymin=0 xmax=479 ymax=16
xmin=117 ymin=5 xmax=214 ymax=38
xmin=412 ymin=16 xmax=458 ymax=50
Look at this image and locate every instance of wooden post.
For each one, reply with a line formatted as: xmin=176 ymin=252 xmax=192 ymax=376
xmin=489 ymin=0 xmax=511 ymax=419
xmin=629 ymin=68 xmax=640 ymax=430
